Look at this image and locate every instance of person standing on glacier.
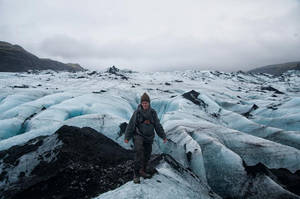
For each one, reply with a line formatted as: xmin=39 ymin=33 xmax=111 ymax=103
xmin=124 ymin=92 xmax=167 ymax=184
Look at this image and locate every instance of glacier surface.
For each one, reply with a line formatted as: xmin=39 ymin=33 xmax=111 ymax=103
xmin=1 ymin=69 xmax=300 ymax=198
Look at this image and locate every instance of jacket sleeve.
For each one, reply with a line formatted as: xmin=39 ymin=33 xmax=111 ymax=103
xmin=124 ymin=111 xmax=137 ymax=141
xmin=153 ymin=110 xmax=167 ymax=140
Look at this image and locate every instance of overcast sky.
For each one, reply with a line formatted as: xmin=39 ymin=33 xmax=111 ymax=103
xmin=1 ymin=0 xmax=300 ymax=72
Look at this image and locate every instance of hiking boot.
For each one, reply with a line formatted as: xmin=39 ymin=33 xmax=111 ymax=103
xmin=133 ymin=176 xmax=140 ymax=184
xmin=139 ymin=169 xmax=151 ymax=178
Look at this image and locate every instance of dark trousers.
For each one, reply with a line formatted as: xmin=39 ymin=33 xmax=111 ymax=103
xmin=133 ymin=135 xmax=152 ymax=175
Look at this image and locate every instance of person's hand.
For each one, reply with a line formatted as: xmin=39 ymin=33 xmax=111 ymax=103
xmin=163 ymin=138 xmax=167 ymax=143
xmin=124 ymin=139 xmax=129 ymax=143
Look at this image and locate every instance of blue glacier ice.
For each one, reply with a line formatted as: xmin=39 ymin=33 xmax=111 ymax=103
xmin=1 ymin=70 xmax=300 ymax=199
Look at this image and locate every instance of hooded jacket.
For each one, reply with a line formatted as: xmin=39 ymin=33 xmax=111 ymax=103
xmin=124 ymin=104 xmax=166 ymax=143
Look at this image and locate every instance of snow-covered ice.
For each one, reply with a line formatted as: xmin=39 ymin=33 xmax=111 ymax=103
xmin=1 ymin=68 xmax=300 ymax=198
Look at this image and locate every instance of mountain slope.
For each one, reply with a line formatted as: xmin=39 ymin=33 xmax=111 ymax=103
xmin=0 ymin=41 xmax=85 ymax=72
xmin=248 ymin=61 xmax=300 ymax=76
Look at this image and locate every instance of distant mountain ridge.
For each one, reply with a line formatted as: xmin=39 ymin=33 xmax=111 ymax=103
xmin=0 ymin=41 xmax=85 ymax=72
xmin=248 ymin=61 xmax=300 ymax=76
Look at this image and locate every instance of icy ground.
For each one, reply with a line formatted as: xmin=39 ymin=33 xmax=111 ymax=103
xmin=1 ymin=68 xmax=300 ymax=198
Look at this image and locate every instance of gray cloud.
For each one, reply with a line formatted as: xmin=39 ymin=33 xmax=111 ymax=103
xmin=1 ymin=0 xmax=300 ymax=72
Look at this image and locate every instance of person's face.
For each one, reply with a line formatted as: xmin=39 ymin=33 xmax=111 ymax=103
xmin=141 ymin=101 xmax=150 ymax=110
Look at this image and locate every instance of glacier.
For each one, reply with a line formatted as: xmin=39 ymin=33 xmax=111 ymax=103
xmin=0 ymin=68 xmax=300 ymax=199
